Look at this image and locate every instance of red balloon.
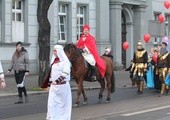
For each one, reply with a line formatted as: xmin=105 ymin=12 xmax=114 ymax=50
xmin=158 ymin=14 xmax=165 ymax=23
xmin=152 ymin=54 xmax=158 ymax=63
xmin=164 ymin=1 xmax=170 ymax=9
xmin=143 ymin=34 xmax=151 ymax=43
xmin=123 ymin=42 xmax=129 ymax=50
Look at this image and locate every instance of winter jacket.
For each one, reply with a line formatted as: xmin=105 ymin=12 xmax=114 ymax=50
xmin=8 ymin=47 xmax=29 ymax=72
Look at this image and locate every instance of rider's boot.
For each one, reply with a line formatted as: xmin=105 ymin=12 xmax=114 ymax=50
xmin=90 ymin=66 xmax=97 ymax=81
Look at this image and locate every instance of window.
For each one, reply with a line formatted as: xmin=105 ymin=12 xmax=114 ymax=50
xmin=12 ymin=0 xmax=24 ymax=42
xmin=77 ymin=6 xmax=86 ymax=40
xmin=154 ymin=13 xmax=161 ymax=43
xmin=58 ymin=4 xmax=68 ymax=41
xmin=165 ymin=15 xmax=169 ymax=36
xmin=12 ymin=0 xmax=23 ymax=22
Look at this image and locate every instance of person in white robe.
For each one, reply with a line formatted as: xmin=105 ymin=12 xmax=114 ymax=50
xmin=0 ymin=61 xmax=6 ymax=89
xmin=46 ymin=45 xmax=72 ymax=120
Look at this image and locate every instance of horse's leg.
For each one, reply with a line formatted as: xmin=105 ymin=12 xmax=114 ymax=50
xmin=98 ymin=78 xmax=105 ymax=103
xmin=74 ymin=78 xmax=85 ymax=107
xmin=81 ymin=85 xmax=88 ymax=105
xmin=105 ymin=76 xmax=112 ymax=103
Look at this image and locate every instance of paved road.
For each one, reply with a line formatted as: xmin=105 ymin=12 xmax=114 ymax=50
xmin=1 ymin=70 xmax=170 ymax=120
xmin=1 ymin=85 xmax=170 ymax=120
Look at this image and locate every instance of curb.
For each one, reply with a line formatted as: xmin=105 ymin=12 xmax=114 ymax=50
xmin=0 ymin=86 xmax=101 ymax=98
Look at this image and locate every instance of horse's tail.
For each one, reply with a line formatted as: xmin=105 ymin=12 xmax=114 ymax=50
xmin=111 ymin=71 xmax=116 ymax=93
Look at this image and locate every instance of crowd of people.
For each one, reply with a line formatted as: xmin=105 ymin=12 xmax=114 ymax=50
xmin=125 ymin=41 xmax=170 ymax=96
xmin=1 ymin=24 xmax=170 ymax=120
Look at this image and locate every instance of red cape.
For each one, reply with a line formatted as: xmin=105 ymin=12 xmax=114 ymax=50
xmin=76 ymin=34 xmax=106 ymax=77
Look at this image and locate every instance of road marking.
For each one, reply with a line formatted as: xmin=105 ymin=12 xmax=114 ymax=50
xmin=121 ymin=105 xmax=170 ymax=116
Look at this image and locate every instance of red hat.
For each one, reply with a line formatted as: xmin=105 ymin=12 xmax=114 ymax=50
xmin=82 ymin=24 xmax=90 ymax=31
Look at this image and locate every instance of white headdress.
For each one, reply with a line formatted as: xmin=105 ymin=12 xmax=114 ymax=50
xmin=50 ymin=45 xmax=70 ymax=65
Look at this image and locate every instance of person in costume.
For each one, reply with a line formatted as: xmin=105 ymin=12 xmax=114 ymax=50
xmin=102 ymin=47 xmax=113 ymax=61
xmin=125 ymin=60 xmax=135 ymax=86
xmin=46 ymin=45 xmax=72 ymax=120
xmin=76 ymin=24 xmax=106 ymax=81
xmin=146 ymin=48 xmax=155 ymax=89
xmin=0 ymin=61 xmax=6 ymax=89
xmin=156 ymin=42 xmax=170 ymax=96
xmin=151 ymin=49 xmax=161 ymax=92
xmin=131 ymin=41 xmax=148 ymax=94
xmin=7 ymin=41 xmax=29 ymax=104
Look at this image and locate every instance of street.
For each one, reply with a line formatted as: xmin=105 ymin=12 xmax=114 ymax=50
xmin=1 ymin=86 xmax=170 ymax=120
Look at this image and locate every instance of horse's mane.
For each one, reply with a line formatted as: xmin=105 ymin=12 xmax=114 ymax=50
xmin=64 ymin=43 xmax=83 ymax=61
xmin=64 ymin=43 xmax=82 ymax=53
xmin=64 ymin=43 xmax=76 ymax=51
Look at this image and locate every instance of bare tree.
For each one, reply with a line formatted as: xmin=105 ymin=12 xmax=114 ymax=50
xmin=37 ymin=0 xmax=53 ymax=86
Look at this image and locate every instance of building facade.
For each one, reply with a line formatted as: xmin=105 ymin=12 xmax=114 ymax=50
xmin=0 ymin=0 xmax=170 ymax=74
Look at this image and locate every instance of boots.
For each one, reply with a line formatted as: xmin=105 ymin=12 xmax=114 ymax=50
xmin=25 ymin=95 xmax=29 ymax=103
xmin=15 ymin=97 xmax=23 ymax=104
xmin=165 ymin=86 xmax=169 ymax=95
xmin=90 ymin=66 xmax=96 ymax=81
xmin=22 ymin=87 xmax=29 ymax=103
xmin=158 ymin=83 xmax=166 ymax=97
xmin=15 ymin=87 xmax=23 ymax=104
xmin=137 ymin=81 xmax=144 ymax=94
xmin=131 ymin=78 xmax=135 ymax=86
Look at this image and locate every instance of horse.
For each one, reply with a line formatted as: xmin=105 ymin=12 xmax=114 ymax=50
xmin=64 ymin=43 xmax=115 ymax=106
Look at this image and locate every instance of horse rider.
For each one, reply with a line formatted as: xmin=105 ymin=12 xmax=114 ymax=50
xmin=156 ymin=42 xmax=170 ymax=96
xmin=76 ymin=24 xmax=106 ymax=81
xmin=131 ymin=41 xmax=148 ymax=94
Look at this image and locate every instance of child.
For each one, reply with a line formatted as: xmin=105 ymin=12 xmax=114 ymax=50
xmin=102 ymin=47 xmax=113 ymax=61
xmin=125 ymin=60 xmax=135 ymax=86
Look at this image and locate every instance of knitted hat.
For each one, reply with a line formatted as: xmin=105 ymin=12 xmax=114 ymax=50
xmin=16 ymin=41 xmax=22 ymax=46
xmin=162 ymin=42 xmax=167 ymax=46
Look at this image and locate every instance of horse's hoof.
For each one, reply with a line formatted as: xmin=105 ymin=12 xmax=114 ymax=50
xmin=74 ymin=102 xmax=79 ymax=107
xmin=105 ymin=98 xmax=111 ymax=103
xmin=98 ymin=98 xmax=102 ymax=103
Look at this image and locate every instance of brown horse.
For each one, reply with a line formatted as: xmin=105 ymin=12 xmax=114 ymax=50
xmin=64 ymin=43 xmax=115 ymax=106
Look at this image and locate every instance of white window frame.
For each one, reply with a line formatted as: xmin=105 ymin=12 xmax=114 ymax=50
xmin=165 ymin=15 xmax=169 ymax=36
xmin=77 ymin=6 xmax=86 ymax=40
xmin=58 ymin=4 xmax=68 ymax=42
xmin=154 ymin=13 xmax=161 ymax=43
xmin=12 ymin=0 xmax=23 ymax=22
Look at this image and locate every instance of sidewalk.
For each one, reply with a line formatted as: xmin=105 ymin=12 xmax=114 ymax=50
xmin=0 ymin=71 xmax=132 ymax=97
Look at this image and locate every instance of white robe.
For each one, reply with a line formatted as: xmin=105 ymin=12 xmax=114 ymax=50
xmin=46 ymin=82 xmax=72 ymax=120
xmin=0 ymin=61 xmax=4 ymax=78
xmin=46 ymin=45 xmax=72 ymax=120
xmin=82 ymin=46 xmax=96 ymax=66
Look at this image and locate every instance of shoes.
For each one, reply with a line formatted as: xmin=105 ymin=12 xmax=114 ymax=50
xmin=137 ymin=91 xmax=143 ymax=94
xmin=15 ymin=101 xmax=24 ymax=104
xmin=165 ymin=89 xmax=169 ymax=95
xmin=158 ymin=93 xmax=163 ymax=97
xmin=14 ymin=96 xmax=29 ymax=104
xmin=15 ymin=97 xmax=23 ymax=104
xmin=25 ymin=96 xmax=29 ymax=103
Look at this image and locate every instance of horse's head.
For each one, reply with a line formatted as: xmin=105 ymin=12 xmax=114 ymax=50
xmin=64 ymin=43 xmax=79 ymax=61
